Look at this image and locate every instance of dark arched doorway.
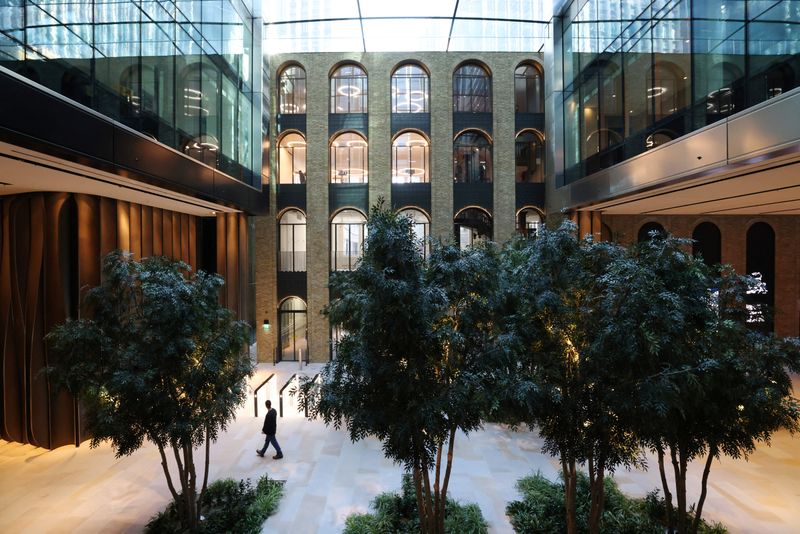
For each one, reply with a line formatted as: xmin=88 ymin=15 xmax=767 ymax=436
xmin=746 ymin=222 xmax=775 ymax=332
xmin=692 ymin=222 xmax=721 ymax=267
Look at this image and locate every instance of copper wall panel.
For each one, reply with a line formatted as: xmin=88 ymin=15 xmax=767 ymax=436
xmin=1 ymin=193 xmax=242 ymax=449
xmin=99 ymin=197 xmax=117 ymax=258
xmin=117 ymin=201 xmax=130 ymax=254
xmin=152 ymin=208 xmax=163 ymax=256
xmin=141 ymin=206 xmax=153 ymax=258
xmin=130 ymin=203 xmax=142 ymax=259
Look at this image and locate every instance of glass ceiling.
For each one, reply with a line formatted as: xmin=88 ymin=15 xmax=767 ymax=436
xmin=263 ymin=0 xmax=553 ymax=54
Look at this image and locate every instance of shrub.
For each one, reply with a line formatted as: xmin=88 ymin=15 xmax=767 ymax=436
xmin=506 ymin=472 xmax=727 ymax=534
xmin=145 ymin=475 xmax=284 ymax=533
xmin=343 ymin=474 xmax=488 ymax=534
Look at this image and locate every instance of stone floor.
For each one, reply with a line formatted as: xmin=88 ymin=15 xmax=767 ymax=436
xmin=1 ymin=362 xmax=799 ymax=533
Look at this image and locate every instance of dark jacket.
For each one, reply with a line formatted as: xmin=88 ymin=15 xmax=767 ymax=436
xmin=262 ymin=407 xmax=277 ymax=435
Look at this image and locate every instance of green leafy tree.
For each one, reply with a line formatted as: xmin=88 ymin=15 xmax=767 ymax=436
xmin=498 ymin=222 xmax=639 ymax=534
xmin=46 ymin=252 xmax=252 ymax=530
xmin=299 ymin=202 xmax=499 ymax=534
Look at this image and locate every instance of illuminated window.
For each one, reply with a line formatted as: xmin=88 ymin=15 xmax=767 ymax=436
xmin=330 ymin=132 xmax=368 ymax=183
xmin=392 ymin=63 xmax=429 ymax=113
xmin=453 ymin=130 xmax=492 ymax=183
xmin=279 ymin=297 xmax=307 ymax=362
xmin=331 ymin=64 xmax=367 ymax=113
xmin=399 ymin=208 xmax=430 ymax=258
xmin=278 ymin=132 xmax=306 ymax=184
xmin=453 ymin=63 xmax=491 ymax=112
xmin=517 ymin=208 xmax=543 ymax=238
xmin=454 ymin=208 xmax=492 ymax=250
xmin=515 ymin=130 xmax=544 ymax=183
xmin=331 ymin=209 xmax=367 ymax=271
xmin=392 ymin=131 xmax=429 ymax=183
xmin=279 ymin=209 xmax=306 ymax=272
xmin=279 ymin=65 xmax=306 ymax=114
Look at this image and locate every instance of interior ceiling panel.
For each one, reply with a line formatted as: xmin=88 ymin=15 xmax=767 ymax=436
xmin=593 ymin=158 xmax=800 ymax=216
xmin=264 ymin=0 xmax=552 ymax=53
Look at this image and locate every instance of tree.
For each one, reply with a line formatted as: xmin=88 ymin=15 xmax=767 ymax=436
xmin=614 ymin=238 xmax=800 ymax=534
xmin=498 ymin=222 xmax=640 ymax=534
xmin=46 ymin=252 xmax=252 ymax=530
xmin=298 ymin=202 xmax=499 ymax=534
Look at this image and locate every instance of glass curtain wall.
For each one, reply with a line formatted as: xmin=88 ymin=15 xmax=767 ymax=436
xmin=0 ymin=0 xmax=258 ymax=185
xmin=560 ymin=0 xmax=800 ymax=184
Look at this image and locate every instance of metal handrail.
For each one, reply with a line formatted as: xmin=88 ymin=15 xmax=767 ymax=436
xmin=279 ymin=373 xmax=299 ymax=417
xmin=253 ymin=373 xmax=275 ymax=418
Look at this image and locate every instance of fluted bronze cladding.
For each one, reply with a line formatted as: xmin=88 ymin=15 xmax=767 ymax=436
xmin=0 ymin=192 xmax=249 ymax=449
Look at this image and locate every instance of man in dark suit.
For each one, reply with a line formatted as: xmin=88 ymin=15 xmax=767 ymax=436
xmin=256 ymin=399 xmax=284 ymax=459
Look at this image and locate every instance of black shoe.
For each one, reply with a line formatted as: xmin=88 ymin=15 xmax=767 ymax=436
xmin=273 ymin=453 xmax=283 ymax=460
xmin=256 ymin=450 xmax=264 ymax=457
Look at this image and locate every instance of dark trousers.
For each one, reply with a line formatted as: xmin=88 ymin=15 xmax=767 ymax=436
xmin=259 ymin=434 xmax=282 ymax=455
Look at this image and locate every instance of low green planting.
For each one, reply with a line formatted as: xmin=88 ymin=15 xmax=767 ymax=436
xmin=344 ymin=474 xmax=488 ymax=534
xmin=145 ymin=475 xmax=284 ymax=533
xmin=506 ymin=472 xmax=727 ymax=534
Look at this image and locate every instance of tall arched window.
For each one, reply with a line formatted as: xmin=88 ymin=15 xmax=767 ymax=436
xmin=279 ymin=65 xmax=306 ymax=114
xmin=331 ymin=209 xmax=367 ymax=271
xmin=278 ymin=133 xmax=306 ymax=184
xmin=746 ymin=222 xmax=775 ymax=332
xmin=330 ymin=132 xmax=368 ymax=183
xmin=638 ymin=221 xmax=666 ymax=242
xmin=399 ymin=208 xmax=430 ymax=258
xmin=392 ymin=63 xmax=429 ymax=113
xmin=279 ymin=209 xmax=306 ymax=272
xmin=279 ymin=297 xmax=308 ymax=361
xmin=331 ymin=64 xmax=367 ymax=113
xmin=517 ymin=208 xmax=543 ymax=238
xmin=454 ymin=208 xmax=492 ymax=250
xmin=515 ymin=63 xmax=543 ymax=113
xmin=453 ymin=63 xmax=491 ymax=112
xmin=515 ymin=130 xmax=544 ymax=183
xmin=454 ymin=130 xmax=492 ymax=183
xmin=392 ymin=132 xmax=429 ymax=183
xmin=692 ymin=222 xmax=721 ymax=267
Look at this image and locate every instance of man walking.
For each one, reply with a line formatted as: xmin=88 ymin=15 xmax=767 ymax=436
xmin=256 ymin=399 xmax=284 ymax=459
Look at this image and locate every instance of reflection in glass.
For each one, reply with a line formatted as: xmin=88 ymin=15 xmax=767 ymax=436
xmin=399 ymin=208 xmax=430 ymax=258
xmin=515 ymin=63 xmax=543 ymax=113
xmin=330 ymin=63 xmax=367 ymax=113
xmin=392 ymin=132 xmax=429 ymax=183
xmin=515 ymin=131 xmax=544 ymax=183
xmin=392 ymin=63 xmax=429 ymax=113
xmin=331 ymin=209 xmax=367 ymax=271
xmin=279 ymin=297 xmax=308 ymax=362
xmin=279 ymin=209 xmax=306 ymax=272
xmin=330 ymin=132 xmax=368 ymax=183
xmin=454 ymin=208 xmax=492 ymax=250
xmin=279 ymin=133 xmax=307 ymax=184
xmin=279 ymin=65 xmax=306 ymax=113
xmin=453 ymin=63 xmax=491 ymax=112
xmin=454 ymin=130 xmax=492 ymax=183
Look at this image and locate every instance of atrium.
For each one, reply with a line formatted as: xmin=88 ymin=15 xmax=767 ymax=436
xmin=1 ymin=0 xmax=799 ymax=532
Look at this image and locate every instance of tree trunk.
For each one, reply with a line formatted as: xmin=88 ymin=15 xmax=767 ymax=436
xmin=434 ymin=439 xmax=443 ymax=534
xmin=201 ymin=426 xmax=211 ymax=496
xmin=561 ymin=454 xmax=578 ymax=534
xmin=156 ymin=442 xmax=180 ymax=501
xmin=657 ymin=446 xmax=674 ymax=533
xmin=412 ymin=466 xmax=429 ymax=533
xmin=588 ymin=461 xmax=605 ymax=534
xmin=691 ymin=446 xmax=716 ymax=534
xmin=439 ymin=427 xmax=457 ymax=534
xmin=671 ymin=446 xmax=688 ymax=534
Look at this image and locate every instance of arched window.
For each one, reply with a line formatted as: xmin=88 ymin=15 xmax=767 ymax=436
xmin=330 ymin=132 xmax=368 ymax=183
xmin=515 ymin=130 xmax=544 ymax=183
xmin=392 ymin=63 xmax=429 ymax=113
xmin=652 ymin=61 xmax=687 ymax=121
xmin=279 ymin=65 xmax=306 ymax=114
xmin=746 ymin=222 xmax=775 ymax=332
xmin=331 ymin=64 xmax=367 ymax=113
xmin=454 ymin=130 xmax=492 ymax=183
xmin=454 ymin=208 xmax=492 ymax=250
xmin=515 ymin=63 xmax=543 ymax=113
xmin=278 ymin=133 xmax=306 ymax=184
xmin=453 ymin=63 xmax=491 ymax=112
xmin=517 ymin=208 xmax=543 ymax=238
xmin=279 ymin=297 xmax=308 ymax=362
xmin=279 ymin=209 xmax=306 ymax=272
xmin=399 ymin=208 xmax=430 ymax=258
xmin=331 ymin=209 xmax=367 ymax=271
xmin=692 ymin=222 xmax=721 ymax=267
xmin=638 ymin=222 xmax=666 ymax=242
xmin=392 ymin=132 xmax=429 ymax=183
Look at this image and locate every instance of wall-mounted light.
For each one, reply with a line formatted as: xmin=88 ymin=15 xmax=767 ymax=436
xmin=262 ymin=319 xmax=270 ymax=332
